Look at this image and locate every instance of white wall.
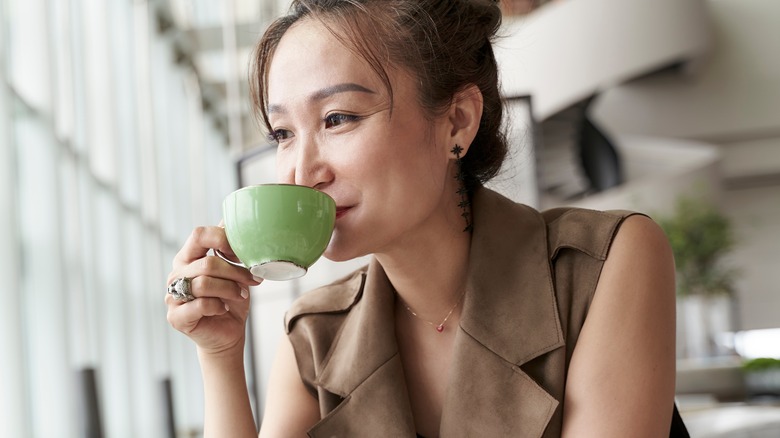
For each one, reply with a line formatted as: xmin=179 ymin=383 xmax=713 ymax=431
xmin=495 ymin=0 xmax=711 ymax=120
xmin=592 ymin=0 xmax=780 ymax=143
xmin=591 ymin=0 xmax=780 ymax=331
xmin=721 ymin=186 xmax=780 ymax=331
xmin=563 ymin=136 xmax=723 ymax=215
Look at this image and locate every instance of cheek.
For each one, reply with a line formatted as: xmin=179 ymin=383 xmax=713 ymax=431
xmin=275 ymin=149 xmax=295 ymax=184
xmin=333 ymin=141 xmax=388 ymax=181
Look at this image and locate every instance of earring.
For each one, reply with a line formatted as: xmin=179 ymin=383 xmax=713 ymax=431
xmin=451 ymin=145 xmax=473 ymax=232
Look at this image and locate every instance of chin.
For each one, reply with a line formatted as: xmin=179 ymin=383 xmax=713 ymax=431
xmin=322 ymin=234 xmax=369 ymax=263
xmin=322 ymin=247 xmax=359 ymax=263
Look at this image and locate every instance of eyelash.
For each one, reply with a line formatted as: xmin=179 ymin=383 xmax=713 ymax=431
xmin=268 ymin=113 xmax=361 ymax=144
xmin=268 ymin=129 xmax=292 ymax=144
xmin=324 ymin=113 xmax=360 ymax=128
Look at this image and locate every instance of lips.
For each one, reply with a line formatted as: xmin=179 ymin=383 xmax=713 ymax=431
xmin=335 ymin=206 xmax=352 ymax=219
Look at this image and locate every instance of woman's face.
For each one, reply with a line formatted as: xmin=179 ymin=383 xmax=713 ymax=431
xmin=267 ymin=18 xmax=459 ymax=261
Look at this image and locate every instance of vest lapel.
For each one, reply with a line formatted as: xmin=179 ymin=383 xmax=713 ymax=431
xmin=441 ymin=188 xmax=564 ymax=437
xmin=309 ymin=259 xmax=416 ymax=437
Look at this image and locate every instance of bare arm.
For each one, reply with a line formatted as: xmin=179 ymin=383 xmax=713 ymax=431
xmin=561 ymin=215 xmax=677 ymax=437
xmin=259 ymin=335 xmax=321 ymax=437
xmin=166 ymin=225 xmax=260 ymax=438
xmin=199 ymin=347 xmax=258 ymax=438
xmin=166 ymin=226 xmax=319 ymax=437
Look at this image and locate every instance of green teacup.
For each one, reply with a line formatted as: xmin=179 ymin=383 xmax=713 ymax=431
xmin=217 ymin=184 xmax=336 ymax=281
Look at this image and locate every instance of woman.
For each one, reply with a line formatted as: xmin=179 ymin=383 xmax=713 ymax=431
xmin=165 ymin=1 xmax=684 ymax=436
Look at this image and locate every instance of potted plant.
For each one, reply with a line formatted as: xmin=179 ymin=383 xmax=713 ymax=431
xmin=658 ymin=196 xmax=739 ymax=359
xmin=743 ymin=358 xmax=780 ymax=396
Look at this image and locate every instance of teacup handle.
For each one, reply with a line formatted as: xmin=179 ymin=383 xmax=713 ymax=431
xmin=213 ymin=248 xmax=248 ymax=270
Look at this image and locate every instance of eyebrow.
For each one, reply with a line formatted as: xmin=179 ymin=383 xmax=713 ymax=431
xmin=267 ymin=82 xmax=376 ymax=114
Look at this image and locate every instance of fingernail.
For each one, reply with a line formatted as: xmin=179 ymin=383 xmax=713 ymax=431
xmin=224 ymin=303 xmax=230 ymax=312
xmin=240 ymin=288 xmax=249 ymax=299
xmin=252 ymin=275 xmax=263 ymax=283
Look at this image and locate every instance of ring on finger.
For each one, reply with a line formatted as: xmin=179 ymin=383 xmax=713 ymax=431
xmin=167 ymin=277 xmax=195 ymax=302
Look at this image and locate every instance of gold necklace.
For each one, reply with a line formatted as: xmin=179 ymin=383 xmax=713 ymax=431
xmin=397 ymin=289 xmax=467 ymax=333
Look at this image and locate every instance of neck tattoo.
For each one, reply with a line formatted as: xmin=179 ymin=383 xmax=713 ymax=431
xmin=397 ymin=289 xmax=467 ymax=333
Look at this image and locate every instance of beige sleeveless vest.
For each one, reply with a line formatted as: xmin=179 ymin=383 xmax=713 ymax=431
xmin=285 ymin=187 xmax=639 ymax=437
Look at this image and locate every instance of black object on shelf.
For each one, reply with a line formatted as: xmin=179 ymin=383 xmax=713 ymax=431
xmin=76 ymin=367 xmax=104 ymax=438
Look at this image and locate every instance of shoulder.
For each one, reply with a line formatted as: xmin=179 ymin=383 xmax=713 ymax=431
xmin=593 ymin=212 xmax=676 ymax=299
xmin=474 ymin=187 xmax=651 ymax=265
xmin=600 ymin=213 xmax=675 ymax=284
xmin=284 ymin=265 xmax=368 ymax=334
xmin=542 ymin=206 xmax=647 ymax=261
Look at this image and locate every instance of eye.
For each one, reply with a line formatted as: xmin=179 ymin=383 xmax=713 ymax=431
xmin=268 ymin=128 xmax=293 ymax=143
xmin=324 ymin=113 xmax=360 ymax=129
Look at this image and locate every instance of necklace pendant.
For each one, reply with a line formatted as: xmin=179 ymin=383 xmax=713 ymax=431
xmin=436 ymin=324 xmax=444 ymax=333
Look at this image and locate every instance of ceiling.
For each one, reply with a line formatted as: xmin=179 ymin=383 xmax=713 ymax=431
xmin=150 ymin=0 xmax=289 ymax=153
xmin=147 ymin=0 xmax=539 ymax=154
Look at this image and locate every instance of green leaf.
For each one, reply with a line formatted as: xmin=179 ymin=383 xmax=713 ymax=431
xmin=743 ymin=357 xmax=780 ymax=371
xmin=657 ymin=196 xmax=738 ymax=297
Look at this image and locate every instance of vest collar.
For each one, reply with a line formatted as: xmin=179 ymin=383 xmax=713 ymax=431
xmin=460 ymin=187 xmax=564 ymax=364
xmin=311 ymin=188 xmax=563 ymax=437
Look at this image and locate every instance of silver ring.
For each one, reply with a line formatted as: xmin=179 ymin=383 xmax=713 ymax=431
xmin=168 ymin=277 xmax=195 ymax=302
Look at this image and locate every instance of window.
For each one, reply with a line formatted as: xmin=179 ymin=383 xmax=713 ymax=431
xmin=1 ymin=1 xmax=236 ymax=436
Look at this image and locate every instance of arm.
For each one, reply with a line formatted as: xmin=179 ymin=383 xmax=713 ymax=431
xmin=200 ymin=346 xmax=258 ymax=438
xmin=166 ymin=226 xmax=319 ymax=437
xmin=166 ymin=225 xmax=260 ymax=437
xmin=561 ymin=215 xmax=677 ymax=437
xmin=259 ymin=334 xmax=321 ymax=437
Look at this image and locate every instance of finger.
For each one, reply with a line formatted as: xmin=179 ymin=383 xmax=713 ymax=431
xmin=166 ymin=297 xmax=230 ymax=334
xmin=164 ymin=283 xmax=251 ymax=320
xmin=167 ymin=255 xmax=262 ymax=288
xmin=163 ymin=287 xmax=195 ymax=307
xmin=174 ymin=226 xmax=237 ymax=266
xmin=190 ymin=275 xmax=250 ymax=301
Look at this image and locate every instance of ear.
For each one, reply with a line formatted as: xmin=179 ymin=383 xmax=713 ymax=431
xmin=444 ymin=84 xmax=483 ymax=158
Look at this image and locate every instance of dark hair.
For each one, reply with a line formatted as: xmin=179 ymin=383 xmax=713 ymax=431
xmin=250 ymin=0 xmax=507 ymax=189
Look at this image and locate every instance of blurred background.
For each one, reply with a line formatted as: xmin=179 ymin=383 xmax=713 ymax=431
xmin=0 ymin=0 xmax=778 ymax=437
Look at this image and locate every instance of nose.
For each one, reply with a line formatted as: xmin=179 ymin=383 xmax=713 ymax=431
xmin=277 ymin=135 xmax=334 ymax=189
